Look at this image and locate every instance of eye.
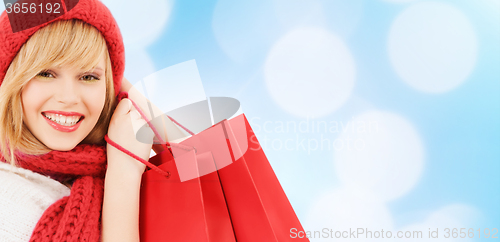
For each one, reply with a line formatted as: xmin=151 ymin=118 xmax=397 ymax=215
xmin=37 ymin=70 xmax=54 ymax=78
xmin=81 ymin=74 xmax=100 ymax=82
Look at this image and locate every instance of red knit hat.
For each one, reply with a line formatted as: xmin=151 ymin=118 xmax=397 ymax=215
xmin=0 ymin=0 xmax=125 ymax=94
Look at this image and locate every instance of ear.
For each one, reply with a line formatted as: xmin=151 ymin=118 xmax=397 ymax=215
xmin=120 ymin=76 xmax=133 ymax=93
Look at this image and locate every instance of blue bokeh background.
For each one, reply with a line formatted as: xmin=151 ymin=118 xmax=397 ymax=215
xmin=5 ymin=0 xmax=498 ymax=240
xmin=104 ymin=0 xmax=500 ymax=240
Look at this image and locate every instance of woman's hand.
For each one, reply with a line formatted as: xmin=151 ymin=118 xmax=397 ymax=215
xmin=120 ymin=77 xmax=191 ymax=155
xmin=106 ymin=97 xmax=154 ymax=176
xmin=103 ymin=98 xmax=153 ymax=242
xmin=102 ymin=80 xmax=157 ymax=242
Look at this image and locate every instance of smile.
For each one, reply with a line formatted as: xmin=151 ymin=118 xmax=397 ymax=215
xmin=42 ymin=111 xmax=85 ymax=132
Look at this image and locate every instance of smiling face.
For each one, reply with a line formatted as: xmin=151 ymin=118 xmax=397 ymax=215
xmin=20 ymin=54 xmax=107 ymax=151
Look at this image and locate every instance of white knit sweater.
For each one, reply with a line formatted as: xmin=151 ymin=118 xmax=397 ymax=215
xmin=0 ymin=162 xmax=70 ymax=242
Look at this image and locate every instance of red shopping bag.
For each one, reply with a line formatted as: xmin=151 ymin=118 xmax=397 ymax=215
xmin=221 ymin=114 xmax=308 ymax=241
xmin=139 ymin=147 xmax=236 ymax=242
xmin=106 ymin=92 xmax=308 ymax=242
xmin=155 ymin=113 xmax=309 ymax=242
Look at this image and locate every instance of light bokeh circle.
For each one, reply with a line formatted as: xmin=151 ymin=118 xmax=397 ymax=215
xmin=388 ymin=2 xmax=478 ymax=93
xmin=272 ymin=0 xmax=364 ymax=39
xmin=212 ymin=0 xmax=281 ymax=62
xmin=272 ymin=0 xmax=326 ymax=30
xmin=102 ymin=0 xmax=172 ymax=48
xmin=398 ymin=204 xmax=481 ymax=241
xmin=123 ymin=47 xmax=155 ymax=84
xmin=383 ymin=0 xmax=418 ymax=3
xmin=305 ymin=188 xmax=393 ymax=241
xmin=264 ymin=27 xmax=356 ymax=118
xmin=334 ymin=110 xmax=425 ymax=202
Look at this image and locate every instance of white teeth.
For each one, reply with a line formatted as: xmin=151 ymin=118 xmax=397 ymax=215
xmin=43 ymin=113 xmax=82 ymax=126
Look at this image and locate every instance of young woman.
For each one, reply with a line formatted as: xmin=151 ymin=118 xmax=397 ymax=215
xmin=0 ymin=0 xmax=167 ymax=241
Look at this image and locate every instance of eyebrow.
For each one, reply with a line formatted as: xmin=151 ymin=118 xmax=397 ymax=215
xmin=85 ymin=67 xmax=105 ymax=76
xmin=51 ymin=66 xmax=104 ymax=72
xmin=92 ymin=67 xmax=104 ymax=72
xmin=46 ymin=66 xmax=104 ymax=77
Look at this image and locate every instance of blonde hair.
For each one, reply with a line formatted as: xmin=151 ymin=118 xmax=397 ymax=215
xmin=0 ymin=19 xmax=117 ymax=166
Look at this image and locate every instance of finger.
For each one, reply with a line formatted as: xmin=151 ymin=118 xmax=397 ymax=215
xmin=128 ymin=101 xmax=147 ymax=120
xmin=128 ymin=99 xmax=154 ymax=123
xmin=116 ymin=98 xmax=132 ymax=116
xmin=129 ymin=110 xmax=142 ymax=120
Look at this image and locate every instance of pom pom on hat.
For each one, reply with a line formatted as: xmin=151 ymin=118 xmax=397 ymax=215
xmin=0 ymin=0 xmax=125 ymax=95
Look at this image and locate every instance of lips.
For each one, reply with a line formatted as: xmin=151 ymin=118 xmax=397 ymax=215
xmin=42 ymin=111 xmax=85 ymax=132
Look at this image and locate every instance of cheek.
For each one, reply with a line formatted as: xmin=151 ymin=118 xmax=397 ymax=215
xmin=83 ymin=82 xmax=107 ymax=116
xmin=21 ymin=81 xmax=48 ymax=120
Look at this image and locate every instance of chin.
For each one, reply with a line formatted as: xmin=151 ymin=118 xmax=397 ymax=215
xmin=45 ymin=141 xmax=79 ymax=151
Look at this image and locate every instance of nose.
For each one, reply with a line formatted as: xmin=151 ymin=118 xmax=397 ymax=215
xmin=55 ymin=78 xmax=80 ymax=105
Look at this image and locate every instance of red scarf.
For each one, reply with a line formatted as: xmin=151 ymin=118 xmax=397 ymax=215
xmin=14 ymin=144 xmax=107 ymax=241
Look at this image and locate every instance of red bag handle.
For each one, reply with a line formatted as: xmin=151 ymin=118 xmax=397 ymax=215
xmin=104 ymin=91 xmax=196 ymax=178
